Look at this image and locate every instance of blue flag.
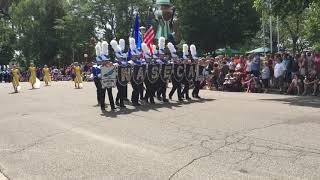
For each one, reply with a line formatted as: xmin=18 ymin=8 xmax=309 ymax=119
xmin=134 ymin=14 xmax=141 ymax=49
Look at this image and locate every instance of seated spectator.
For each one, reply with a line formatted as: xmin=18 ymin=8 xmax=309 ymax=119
xmin=287 ymin=74 xmax=302 ymax=95
xmin=303 ymin=72 xmax=319 ymax=96
xmin=242 ymin=74 xmax=253 ymax=93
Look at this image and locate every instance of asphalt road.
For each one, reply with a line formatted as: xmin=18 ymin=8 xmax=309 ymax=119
xmin=0 ymin=81 xmax=320 ymax=180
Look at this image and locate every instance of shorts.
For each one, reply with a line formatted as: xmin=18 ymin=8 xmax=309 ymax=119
xmin=262 ymin=79 xmax=269 ymax=88
xmin=274 ymin=76 xmax=284 ymax=88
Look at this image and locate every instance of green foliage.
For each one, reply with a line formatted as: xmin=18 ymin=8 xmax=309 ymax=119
xmin=175 ymin=0 xmax=260 ymax=52
xmin=0 ymin=19 xmax=16 ymax=64
xmin=304 ymin=2 xmax=320 ymax=50
xmin=10 ymin=0 xmax=65 ymax=65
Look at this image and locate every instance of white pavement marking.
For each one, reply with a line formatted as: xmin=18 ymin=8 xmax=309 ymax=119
xmin=0 ymin=173 xmax=7 ymax=180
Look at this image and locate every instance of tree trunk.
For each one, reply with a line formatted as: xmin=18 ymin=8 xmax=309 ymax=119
xmin=292 ymin=37 xmax=298 ymax=55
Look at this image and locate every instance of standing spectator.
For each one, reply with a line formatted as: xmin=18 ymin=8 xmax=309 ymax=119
xmin=261 ymin=62 xmax=270 ymax=93
xmin=305 ymin=51 xmax=315 ymax=75
xmin=274 ymin=55 xmax=285 ymax=93
xmin=299 ymin=53 xmax=306 ymax=77
xmin=251 ymin=54 xmax=260 ymax=77
xmin=245 ymin=56 xmax=252 ymax=74
xmin=292 ymin=54 xmax=300 ymax=77
xmin=314 ymin=51 xmax=320 ymax=77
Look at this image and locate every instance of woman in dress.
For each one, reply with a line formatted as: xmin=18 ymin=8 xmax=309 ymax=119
xmin=28 ymin=63 xmax=36 ymax=89
xmin=42 ymin=65 xmax=51 ymax=86
xmin=73 ymin=62 xmax=82 ymax=89
xmin=11 ymin=65 xmax=20 ymax=93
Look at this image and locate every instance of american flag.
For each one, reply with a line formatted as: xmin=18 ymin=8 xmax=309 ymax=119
xmin=143 ymin=16 xmax=155 ymax=54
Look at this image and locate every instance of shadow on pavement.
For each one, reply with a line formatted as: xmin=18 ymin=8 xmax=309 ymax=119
xmin=260 ymin=96 xmax=320 ymax=108
xmin=100 ymin=98 xmax=216 ymax=118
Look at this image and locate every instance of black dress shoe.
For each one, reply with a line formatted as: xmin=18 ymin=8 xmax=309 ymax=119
xmin=115 ymin=101 xmax=120 ymax=106
xmin=111 ymin=106 xmax=117 ymax=111
xmin=132 ymin=103 xmax=141 ymax=106
xmin=101 ymin=107 xmax=106 ymax=112
xmin=195 ymin=95 xmax=201 ymax=99
xmin=169 ymin=95 xmax=172 ymax=100
xmin=186 ymin=97 xmax=192 ymax=100
xmin=163 ymin=99 xmax=169 ymax=103
xmin=178 ymin=99 xmax=184 ymax=102
xmin=120 ymin=105 xmax=127 ymax=108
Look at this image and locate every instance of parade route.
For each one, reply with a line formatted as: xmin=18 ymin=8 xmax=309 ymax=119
xmin=0 ymin=81 xmax=320 ymax=180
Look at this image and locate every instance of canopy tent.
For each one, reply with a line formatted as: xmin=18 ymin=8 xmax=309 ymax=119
xmin=247 ymin=47 xmax=270 ymax=54
xmin=215 ymin=48 xmax=239 ymax=55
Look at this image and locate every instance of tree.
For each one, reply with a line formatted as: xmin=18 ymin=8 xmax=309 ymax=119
xmin=55 ymin=0 xmax=96 ymax=64
xmin=88 ymin=0 xmax=150 ymax=42
xmin=10 ymin=0 xmax=65 ymax=65
xmin=304 ymin=2 xmax=320 ymax=50
xmin=254 ymin=0 xmax=316 ymax=54
xmin=0 ymin=18 xmax=16 ymax=64
xmin=175 ymin=0 xmax=260 ymax=53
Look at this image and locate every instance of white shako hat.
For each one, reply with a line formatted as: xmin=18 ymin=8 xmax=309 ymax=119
xmin=111 ymin=39 xmax=124 ymax=59
xmin=167 ymin=42 xmax=177 ymax=59
xmin=141 ymin=43 xmax=151 ymax=59
xmin=190 ymin=44 xmax=198 ymax=60
xmin=158 ymin=37 xmax=166 ymax=55
xmin=182 ymin=44 xmax=189 ymax=60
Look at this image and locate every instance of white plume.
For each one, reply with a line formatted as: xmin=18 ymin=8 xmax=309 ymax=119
xmin=129 ymin=38 xmax=136 ymax=50
xmin=119 ymin=39 xmax=125 ymax=52
xmin=152 ymin=45 xmax=158 ymax=54
xmin=141 ymin=43 xmax=149 ymax=54
xmin=110 ymin=40 xmax=118 ymax=49
xmin=190 ymin=44 xmax=197 ymax=57
xmin=183 ymin=44 xmax=189 ymax=56
xmin=95 ymin=42 xmax=101 ymax=56
xmin=158 ymin=37 xmax=166 ymax=50
xmin=101 ymin=41 xmax=109 ymax=55
xmin=167 ymin=42 xmax=176 ymax=54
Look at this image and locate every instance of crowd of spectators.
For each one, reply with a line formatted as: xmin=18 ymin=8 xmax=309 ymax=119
xmin=204 ymin=51 xmax=320 ymax=96
xmin=1 ymin=51 xmax=320 ymax=96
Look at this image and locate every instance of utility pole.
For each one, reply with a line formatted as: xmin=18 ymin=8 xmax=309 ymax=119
xmin=262 ymin=12 xmax=266 ymax=54
xmin=269 ymin=0 xmax=273 ymax=54
xmin=277 ymin=16 xmax=280 ymax=52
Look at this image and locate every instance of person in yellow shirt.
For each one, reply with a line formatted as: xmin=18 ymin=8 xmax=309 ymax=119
xmin=73 ymin=62 xmax=82 ymax=89
xmin=42 ymin=65 xmax=51 ymax=86
xmin=11 ymin=65 xmax=20 ymax=93
xmin=29 ymin=63 xmax=37 ymax=89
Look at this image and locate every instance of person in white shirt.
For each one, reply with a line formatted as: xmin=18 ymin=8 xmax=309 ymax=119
xmin=261 ymin=62 xmax=270 ymax=92
xmin=274 ymin=55 xmax=285 ymax=93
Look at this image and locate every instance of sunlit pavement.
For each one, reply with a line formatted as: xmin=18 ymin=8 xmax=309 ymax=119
xmin=1 ymin=81 xmax=320 ymax=180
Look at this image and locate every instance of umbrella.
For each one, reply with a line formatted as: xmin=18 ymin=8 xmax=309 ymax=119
xmin=247 ymin=47 xmax=270 ymax=54
xmin=215 ymin=48 xmax=239 ymax=55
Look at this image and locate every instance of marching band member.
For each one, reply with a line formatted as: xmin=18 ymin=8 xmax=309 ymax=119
xmin=142 ymin=42 xmax=155 ymax=104
xmin=93 ymin=42 xmax=103 ymax=106
xmin=11 ymin=65 xmax=20 ymax=93
xmin=190 ymin=44 xmax=201 ymax=98
xmin=111 ymin=39 xmax=127 ymax=108
xmin=28 ymin=63 xmax=37 ymax=89
xmin=156 ymin=37 xmax=169 ymax=103
xmin=73 ymin=62 xmax=82 ymax=89
xmin=119 ymin=39 xmax=129 ymax=102
xmin=100 ymin=56 xmax=116 ymax=112
xmin=42 ymin=65 xmax=51 ymax=86
xmin=181 ymin=44 xmax=191 ymax=100
xmin=129 ymin=37 xmax=143 ymax=106
xmin=168 ymin=43 xmax=183 ymax=101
